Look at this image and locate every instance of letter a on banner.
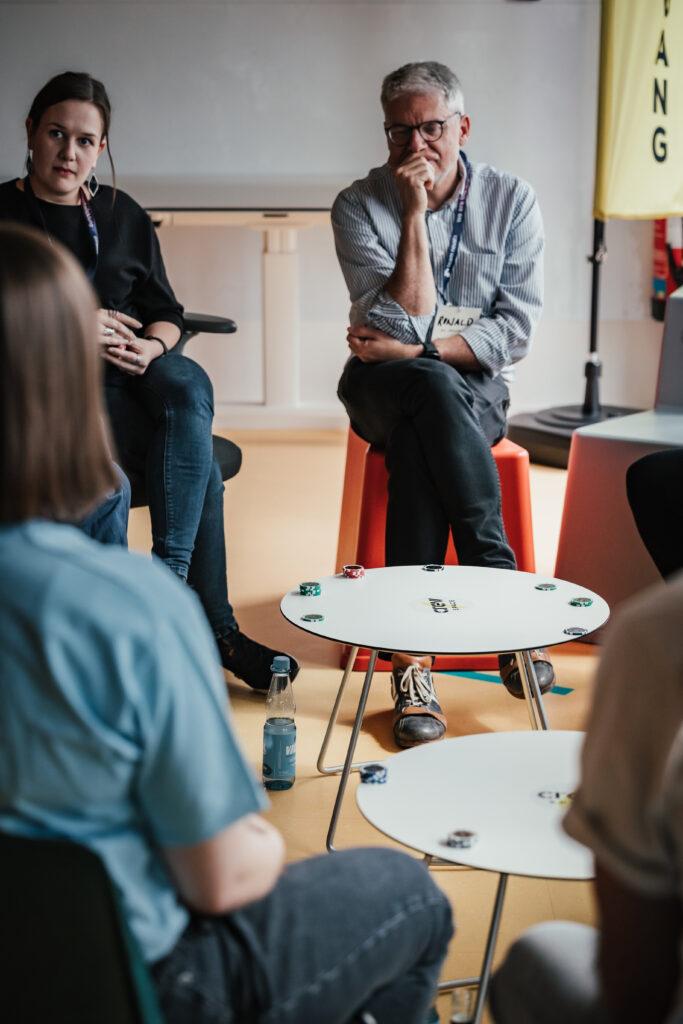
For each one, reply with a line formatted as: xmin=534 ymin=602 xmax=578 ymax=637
xmin=594 ymin=0 xmax=683 ymax=219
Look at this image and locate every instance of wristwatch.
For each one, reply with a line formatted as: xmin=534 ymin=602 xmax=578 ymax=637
xmin=421 ymin=336 xmax=441 ymax=360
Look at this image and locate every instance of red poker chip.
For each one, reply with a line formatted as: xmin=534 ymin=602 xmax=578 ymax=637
xmin=342 ymin=564 xmax=365 ymax=579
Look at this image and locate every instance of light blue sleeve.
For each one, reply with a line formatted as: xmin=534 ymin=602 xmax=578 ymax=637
xmin=332 ymin=190 xmax=434 ymax=345
xmin=135 ymin=586 xmax=266 ymax=847
xmin=458 ymin=182 xmax=544 ymax=375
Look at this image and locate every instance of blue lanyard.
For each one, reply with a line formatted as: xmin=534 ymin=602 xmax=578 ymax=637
xmin=78 ymin=189 xmax=99 ymax=280
xmin=23 ymin=176 xmax=99 ymax=281
xmin=438 ymin=152 xmax=472 ymax=302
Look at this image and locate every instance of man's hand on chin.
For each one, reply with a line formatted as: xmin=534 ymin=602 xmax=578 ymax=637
xmin=347 ymin=325 xmax=422 ymax=363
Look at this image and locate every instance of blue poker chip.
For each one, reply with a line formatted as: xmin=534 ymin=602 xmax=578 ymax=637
xmin=360 ymin=763 xmax=387 ymax=784
xmin=444 ymin=829 xmax=477 ymax=849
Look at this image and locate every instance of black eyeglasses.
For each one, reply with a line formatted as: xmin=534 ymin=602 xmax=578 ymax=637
xmin=384 ymin=113 xmax=461 ymax=147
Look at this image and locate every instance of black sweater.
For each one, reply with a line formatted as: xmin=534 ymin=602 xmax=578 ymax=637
xmin=0 ymin=179 xmax=184 ymax=333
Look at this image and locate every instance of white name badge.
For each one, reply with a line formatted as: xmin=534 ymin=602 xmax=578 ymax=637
xmin=432 ymin=305 xmax=482 ymax=340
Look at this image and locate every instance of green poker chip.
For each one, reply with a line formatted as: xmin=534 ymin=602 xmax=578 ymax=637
xmin=535 ymin=583 xmax=557 ymax=591
xmin=300 ymin=581 xmax=321 ymax=596
xmin=302 ymin=613 xmax=324 ymax=623
xmin=569 ymin=596 xmax=593 ymax=607
xmin=564 ymin=626 xmax=587 ymax=636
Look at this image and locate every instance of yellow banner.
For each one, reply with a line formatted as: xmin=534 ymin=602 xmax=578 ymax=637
xmin=594 ymin=0 xmax=683 ymax=219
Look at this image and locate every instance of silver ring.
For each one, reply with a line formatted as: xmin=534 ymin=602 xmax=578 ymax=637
xmin=135 ymin=355 xmax=142 ymax=366
xmin=102 ymin=326 xmax=115 ymax=337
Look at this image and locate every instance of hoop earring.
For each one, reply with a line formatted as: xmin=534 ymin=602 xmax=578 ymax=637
xmin=88 ymin=172 xmax=99 ymax=197
xmin=25 ymin=149 xmax=33 ymax=175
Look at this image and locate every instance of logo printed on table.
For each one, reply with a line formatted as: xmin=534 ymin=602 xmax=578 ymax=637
xmin=425 ymin=597 xmax=466 ymax=614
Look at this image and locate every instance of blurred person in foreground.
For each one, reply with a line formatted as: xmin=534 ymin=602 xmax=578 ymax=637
xmin=0 ymin=223 xmax=453 ymax=1024
xmin=490 ymin=576 xmax=683 ymax=1024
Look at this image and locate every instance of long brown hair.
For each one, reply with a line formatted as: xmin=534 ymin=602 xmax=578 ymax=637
xmin=0 ymin=223 xmax=117 ymax=523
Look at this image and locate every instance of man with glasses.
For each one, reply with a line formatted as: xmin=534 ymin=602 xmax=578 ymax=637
xmin=333 ymin=61 xmax=553 ymax=749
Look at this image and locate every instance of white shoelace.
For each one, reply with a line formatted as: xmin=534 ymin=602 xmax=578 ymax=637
xmin=392 ymin=664 xmax=437 ymax=707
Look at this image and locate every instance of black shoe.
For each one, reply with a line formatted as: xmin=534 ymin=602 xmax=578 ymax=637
xmin=498 ymin=649 xmax=555 ymax=700
xmin=217 ymin=629 xmax=300 ymax=691
xmin=391 ymin=663 xmax=446 ymax=748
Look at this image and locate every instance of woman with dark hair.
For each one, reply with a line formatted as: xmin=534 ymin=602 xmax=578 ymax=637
xmin=0 ymin=222 xmax=453 ymax=1024
xmin=0 ymin=71 xmax=296 ymax=689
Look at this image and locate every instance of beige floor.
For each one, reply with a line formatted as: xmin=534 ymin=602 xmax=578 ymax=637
xmin=129 ymin=430 xmax=599 ymax=1024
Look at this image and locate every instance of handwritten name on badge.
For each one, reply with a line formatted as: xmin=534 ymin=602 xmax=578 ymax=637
xmin=432 ymin=305 xmax=482 ymax=340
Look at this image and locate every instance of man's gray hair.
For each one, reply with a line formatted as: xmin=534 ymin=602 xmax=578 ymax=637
xmin=381 ymin=62 xmax=465 ymax=114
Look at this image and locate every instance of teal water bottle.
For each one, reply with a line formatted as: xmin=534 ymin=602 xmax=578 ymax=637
xmin=262 ymin=656 xmax=296 ymax=791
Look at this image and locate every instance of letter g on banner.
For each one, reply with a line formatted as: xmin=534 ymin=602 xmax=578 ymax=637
xmin=652 ymin=126 xmax=668 ymax=163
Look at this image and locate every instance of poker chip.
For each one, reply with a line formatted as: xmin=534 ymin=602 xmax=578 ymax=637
xmin=301 ymin=613 xmax=324 ymax=623
xmin=444 ymin=829 xmax=477 ymax=849
xmin=359 ymin=763 xmax=387 ymax=784
xmin=569 ymin=596 xmax=593 ymax=607
xmin=299 ymin=581 xmax=321 ymax=596
xmin=422 ymin=564 xmax=444 ymax=572
xmin=342 ymin=564 xmax=365 ymax=579
xmin=563 ymin=626 xmax=587 ymax=636
xmin=535 ymin=583 xmax=557 ymax=591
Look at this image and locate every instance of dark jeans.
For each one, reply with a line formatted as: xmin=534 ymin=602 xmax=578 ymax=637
xmin=78 ymin=463 xmax=131 ymax=547
xmin=104 ymin=354 xmax=236 ymax=636
xmin=338 ymin=357 xmax=515 ymax=569
xmin=626 ymin=448 xmax=683 ymax=580
xmin=151 ymin=849 xmax=453 ymax=1024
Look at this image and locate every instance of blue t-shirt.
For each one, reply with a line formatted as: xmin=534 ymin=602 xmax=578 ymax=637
xmin=0 ymin=521 xmax=266 ymax=962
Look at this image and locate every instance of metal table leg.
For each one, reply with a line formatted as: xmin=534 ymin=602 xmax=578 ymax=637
xmin=515 ymin=649 xmax=550 ymax=731
xmin=472 ymin=873 xmax=508 ymax=1023
xmin=437 ymin=872 xmax=508 ymax=1022
xmin=326 ymin=648 xmax=378 ymax=852
xmin=317 ymin=645 xmax=360 ymax=774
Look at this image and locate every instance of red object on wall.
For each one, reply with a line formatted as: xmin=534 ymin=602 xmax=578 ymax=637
xmin=338 ymin=431 xmax=536 ymax=672
xmin=652 ymin=218 xmax=683 ymax=321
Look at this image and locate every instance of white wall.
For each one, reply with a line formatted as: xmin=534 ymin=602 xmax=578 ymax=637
xmin=0 ymin=0 xmax=662 ymax=426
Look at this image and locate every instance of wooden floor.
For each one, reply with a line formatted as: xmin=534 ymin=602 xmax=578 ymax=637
xmin=129 ymin=430 xmax=599 ymax=1024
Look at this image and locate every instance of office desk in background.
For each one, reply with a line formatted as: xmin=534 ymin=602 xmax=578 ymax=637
xmin=124 ymin=179 xmax=344 ymax=416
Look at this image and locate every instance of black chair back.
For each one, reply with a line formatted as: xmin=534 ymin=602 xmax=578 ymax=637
xmin=0 ymin=832 xmax=164 ymax=1023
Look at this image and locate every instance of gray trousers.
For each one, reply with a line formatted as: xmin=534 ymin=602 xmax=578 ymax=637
xmin=489 ymin=921 xmax=610 ymax=1024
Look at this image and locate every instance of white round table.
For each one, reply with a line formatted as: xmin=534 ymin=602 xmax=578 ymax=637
xmin=280 ymin=566 xmax=608 ymax=850
xmin=281 ymin=565 xmax=608 ymax=657
xmin=356 ymin=731 xmax=592 ymax=1024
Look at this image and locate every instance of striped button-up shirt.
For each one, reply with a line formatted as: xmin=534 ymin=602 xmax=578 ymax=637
xmin=331 ymin=157 xmax=544 ymax=381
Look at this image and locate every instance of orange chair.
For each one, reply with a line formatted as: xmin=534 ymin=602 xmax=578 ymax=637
xmin=336 ymin=428 xmax=536 ymax=671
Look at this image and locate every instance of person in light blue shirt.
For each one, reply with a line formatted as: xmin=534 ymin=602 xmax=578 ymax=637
xmin=332 ymin=61 xmax=554 ymax=749
xmin=0 ymin=223 xmax=452 ymax=1023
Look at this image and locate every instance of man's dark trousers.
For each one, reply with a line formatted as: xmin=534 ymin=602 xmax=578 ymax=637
xmin=338 ymin=356 xmax=516 ymax=569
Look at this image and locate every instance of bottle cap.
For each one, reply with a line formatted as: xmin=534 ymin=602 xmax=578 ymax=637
xmin=271 ymin=655 xmax=291 ymax=673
